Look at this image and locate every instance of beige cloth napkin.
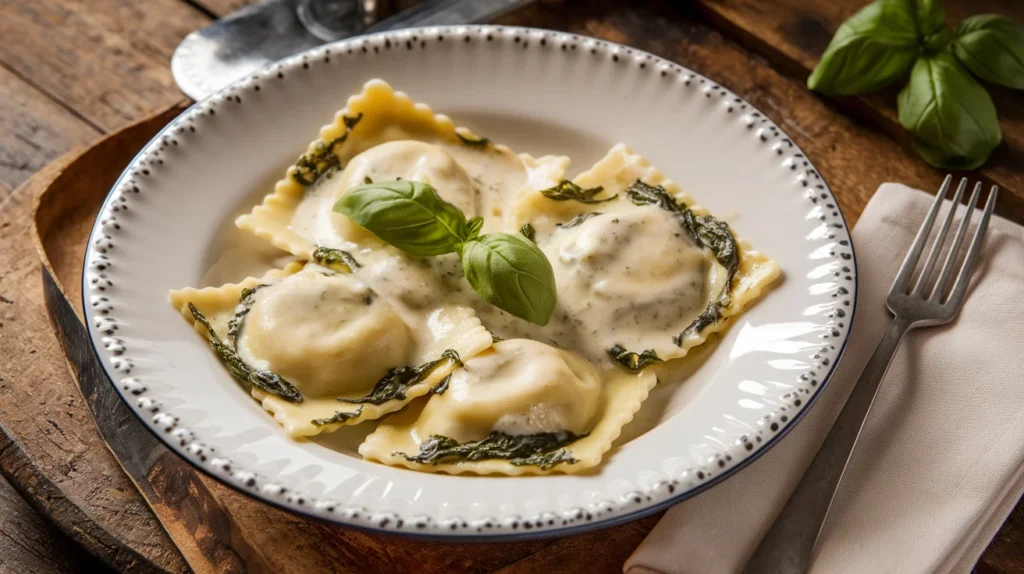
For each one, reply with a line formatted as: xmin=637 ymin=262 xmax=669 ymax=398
xmin=625 ymin=183 xmax=1024 ymax=574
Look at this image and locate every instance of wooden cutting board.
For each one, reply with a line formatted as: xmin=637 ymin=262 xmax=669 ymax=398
xmin=2 ymin=104 xmax=658 ymax=573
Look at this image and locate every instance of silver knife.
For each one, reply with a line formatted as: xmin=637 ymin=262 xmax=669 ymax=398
xmin=172 ymin=0 xmax=533 ymax=101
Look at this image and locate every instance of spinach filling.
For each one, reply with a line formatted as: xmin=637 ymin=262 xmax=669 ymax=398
xmin=455 ymin=131 xmax=490 ymax=148
xmin=519 ymin=223 xmax=536 ymax=242
xmin=291 ymin=113 xmax=363 ymax=186
xmin=312 ymin=246 xmax=362 ymax=273
xmin=187 ymin=302 xmax=303 ymax=403
xmin=605 ymin=180 xmax=741 ymax=366
xmin=399 ymin=430 xmax=584 ymax=470
xmin=312 ymin=407 xmax=363 ymax=427
xmin=557 ymin=211 xmax=601 ymax=229
xmin=540 ymin=180 xmax=617 ymax=204
xmin=339 ymin=349 xmax=462 ymax=405
xmin=607 ymin=345 xmax=663 ymax=372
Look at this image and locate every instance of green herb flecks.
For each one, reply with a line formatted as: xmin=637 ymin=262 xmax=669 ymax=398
xmin=540 ymin=180 xmax=617 ymax=204
xmin=187 ymin=303 xmax=303 ymax=403
xmin=607 ymin=345 xmax=663 ymax=372
xmin=292 ymin=113 xmax=363 ymax=186
xmin=557 ymin=212 xmax=601 ymax=230
xmin=340 ymin=349 xmax=462 ymax=405
xmin=430 ymin=374 xmax=452 ymax=395
xmin=398 ymin=431 xmax=584 ymax=470
xmin=312 ymin=246 xmax=362 ymax=273
xmin=626 ymin=180 xmax=739 ymax=347
xmin=226 ymin=284 xmax=267 ymax=346
xmin=519 ymin=223 xmax=536 ymax=242
xmin=456 ymin=131 xmax=490 ymax=148
xmin=312 ymin=407 xmax=363 ymax=427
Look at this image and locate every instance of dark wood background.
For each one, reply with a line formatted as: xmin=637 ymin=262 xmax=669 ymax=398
xmin=1 ymin=0 xmax=1022 ymax=572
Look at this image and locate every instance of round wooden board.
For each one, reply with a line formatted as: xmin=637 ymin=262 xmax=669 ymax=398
xmin=9 ymin=103 xmax=661 ymax=573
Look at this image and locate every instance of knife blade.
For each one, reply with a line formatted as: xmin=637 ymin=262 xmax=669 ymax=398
xmin=171 ymin=0 xmax=533 ymax=101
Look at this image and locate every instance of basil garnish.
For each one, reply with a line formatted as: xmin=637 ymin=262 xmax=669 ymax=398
xmin=953 ymin=15 xmax=1024 ymax=90
xmin=898 ymin=51 xmax=1001 ymax=170
xmin=335 ymin=180 xmax=557 ymax=325
xmin=340 ymin=349 xmax=461 ymax=405
xmin=461 ymin=233 xmax=557 ymax=327
xmin=187 ymin=303 xmax=303 ymax=403
xmin=808 ymin=2 xmax=1021 ymax=169
xmin=336 ymin=180 xmax=471 ymax=257
xmin=398 ymin=431 xmax=583 ymax=470
xmin=540 ymin=180 xmax=616 ymax=204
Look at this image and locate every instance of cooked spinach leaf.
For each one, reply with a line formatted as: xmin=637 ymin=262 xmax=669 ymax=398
xmin=226 ymin=284 xmax=267 ymax=345
xmin=430 ymin=374 xmax=452 ymax=395
xmin=398 ymin=430 xmax=583 ymax=469
xmin=456 ymin=131 xmax=490 ymax=148
xmin=292 ymin=113 xmax=363 ymax=186
xmin=312 ymin=407 xmax=363 ymax=427
xmin=557 ymin=212 xmax=601 ymax=229
xmin=519 ymin=223 xmax=536 ymax=242
xmin=340 ymin=349 xmax=461 ymax=405
xmin=625 ymin=180 xmax=740 ymax=347
xmin=607 ymin=345 xmax=663 ymax=372
xmin=312 ymin=246 xmax=362 ymax=272
xmin=187 ymin=303 xmax=303 ymax=403
xmin=540 ymin=180 xmax=617 ymax=204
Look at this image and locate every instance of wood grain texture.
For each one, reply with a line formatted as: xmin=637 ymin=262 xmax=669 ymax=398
xmin=0 ymin=473 xmax=110 ymax=573
xmin=0 ymin=163 xmax=189 ymax=572
xmin=0 ymin=0 xmax=200 ymax=132
xmin=0 ymin=66 xmax=100 ymax=200
xmin=693 ymin=0 xmax=1024 ymax=215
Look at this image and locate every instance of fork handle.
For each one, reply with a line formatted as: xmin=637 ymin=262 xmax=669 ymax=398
xmin=743 ymin=316 xmax=913 ymax=573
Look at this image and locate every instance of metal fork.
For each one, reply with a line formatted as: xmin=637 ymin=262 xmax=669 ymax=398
xmin=744 ymin=176 xmax=999 ymax=574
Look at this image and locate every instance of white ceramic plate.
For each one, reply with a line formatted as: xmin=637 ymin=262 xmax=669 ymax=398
xmin=83 ymin=25 xmax=856 ymax=539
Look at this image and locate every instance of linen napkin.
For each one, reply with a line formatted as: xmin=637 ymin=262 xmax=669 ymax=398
xmin=625 ymin=183 xmax=1024 ymax=574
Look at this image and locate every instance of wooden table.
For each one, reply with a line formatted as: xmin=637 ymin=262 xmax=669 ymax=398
xmin=1 ymin=0 xmax=1022 ymax=572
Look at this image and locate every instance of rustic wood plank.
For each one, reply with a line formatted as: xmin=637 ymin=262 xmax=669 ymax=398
xmin=0 ymin=0 xmax=201 ymax=132
xmin=0 ymin=164 xmax=190 ymax=572
xmin=0 ymin=66 xmax=100 ymax=201
xmin=0 ymin=473 xmax=110 ymax=573
xmin=693 ymin=0 xmax=1024 ymax=210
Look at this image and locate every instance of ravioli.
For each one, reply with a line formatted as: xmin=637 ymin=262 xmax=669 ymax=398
xmin=236 ymin=79 xmax=568 ymax=258
xmin=360 ymin=339 xmax=656 ymax=475
xmin=169 ymin=262 xmax=491 ymax=437
xmin=494 ymin=143 xmax=780 ymax=365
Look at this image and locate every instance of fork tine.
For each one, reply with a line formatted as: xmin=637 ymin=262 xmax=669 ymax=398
xmin=892 ymin=175 xmax=952 ymax=293
xmin=912 ymin=178 xmax=967 ymax=296
xmin=930 ymin=182 xmax=982 ymax=301
xmin=946 ymin=186 xmax=998 ymax=309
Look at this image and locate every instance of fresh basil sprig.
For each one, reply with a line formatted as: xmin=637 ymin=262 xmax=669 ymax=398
xmin=808 ymin=1 xmax=1022 ymax=170
xmin=334 ymin=180 xmax=556 ymax=326
xmin=807 ymin=0 xmax=942 ymax=95
xmin=953 ymin=15 xmax=1024 ymax=89
xmin=898 ymin=52 xmax=1001 ymax=170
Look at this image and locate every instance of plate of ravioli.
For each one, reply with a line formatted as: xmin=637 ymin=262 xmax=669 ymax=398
xmin=84 ymin=26 xmax=856 ymax=537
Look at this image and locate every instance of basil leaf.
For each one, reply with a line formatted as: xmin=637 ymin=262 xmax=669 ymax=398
xmin=461 ymin=233 xmax=556 ymax=326
xmin=898 ymin=51 xmax=1002 ymax=170
xmin=954 ymin=15 xmax=1024 ymax=90
xmin=808 ymin=0 xmax=937 ymax=95
xmin=334 ymin=180 xmax=468 ymax=256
